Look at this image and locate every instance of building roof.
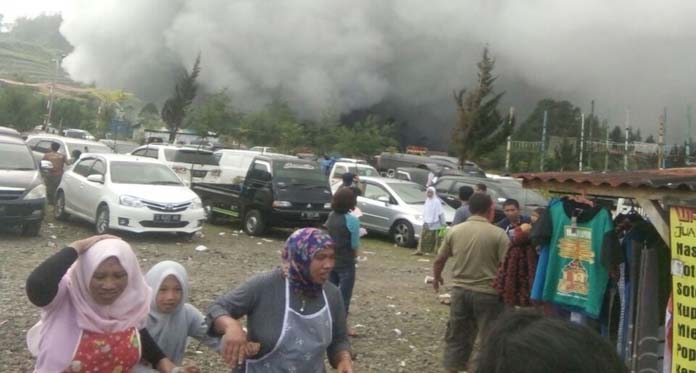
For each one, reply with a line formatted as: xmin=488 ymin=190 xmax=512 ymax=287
xmin=515 ymin=168 xmax=696 ymax=191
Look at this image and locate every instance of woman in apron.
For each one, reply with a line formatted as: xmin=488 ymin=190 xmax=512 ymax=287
xmin=208 ymin=228 xmax=353 ymax=372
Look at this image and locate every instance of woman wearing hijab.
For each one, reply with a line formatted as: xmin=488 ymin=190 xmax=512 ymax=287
xmin=207 ymin=228 xmax=353 ymax=373
xmin=134 ymin=261 xmax=224 ymax=372
xmin=25 ymin=235 xmax=193 ymax=373
xmin=414 ymin=186 xmax=446 ymax=255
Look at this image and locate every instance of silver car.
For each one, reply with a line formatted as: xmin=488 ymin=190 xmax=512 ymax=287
xmin=355 ymin=177 xmax=455 ymax=247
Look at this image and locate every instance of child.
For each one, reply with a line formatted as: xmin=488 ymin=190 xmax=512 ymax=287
xmin=136 ymin=261 xmax=260 ymax=372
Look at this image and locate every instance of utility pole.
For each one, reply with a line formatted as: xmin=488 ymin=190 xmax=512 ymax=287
xmin=587 ymin=100 xmax=595 ymax=169
xmin=43 ymin=54 xmax=65 ymax=131
xmin=579 ymin=113 xmax=585 ymax=171
xmin=663 ymin=107 xmax=668 ymax=169
xmin=604 ymin=125 xmax=610 ymax=171
xmin=624 ymin=108 xmax=630 ymax=171
xmin=687 ymin=105 xmax=692 ymax=164
xmin=505 ymin=135 xmax=511 ymax=174
xmin=540 ymin=110 xmax=548 ymax=172
xmin=658 ymin=112 xmax=665 ymax=169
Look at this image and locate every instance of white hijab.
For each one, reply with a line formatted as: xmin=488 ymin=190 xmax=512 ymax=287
xmin=144 ymin=261 xmax=191 ymax=365
xmin=423 ymin=186 xmax=444 ymax=224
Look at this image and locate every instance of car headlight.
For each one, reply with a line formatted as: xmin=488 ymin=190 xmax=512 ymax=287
xmin=272 ymin=200 xmax=292 ymax=208
xmin=323 ymin=202 xmax=332 ymax=209
xmin=119 ymin=195 xmax=144 ymax=208
xmin=24 ymin=184 xmax=46 ymax=200
xmin=191 ymin=197 xmax=203 ymax=209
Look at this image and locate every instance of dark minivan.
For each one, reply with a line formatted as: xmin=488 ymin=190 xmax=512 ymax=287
xmin=0 ymin=134 xmax=47 ymax=235
xmin=192 ymin=154 xmax=332 ymax=235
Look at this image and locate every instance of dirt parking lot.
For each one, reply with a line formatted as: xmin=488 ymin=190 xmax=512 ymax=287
xmin=0 ymin=215 xmax=453 ymax=372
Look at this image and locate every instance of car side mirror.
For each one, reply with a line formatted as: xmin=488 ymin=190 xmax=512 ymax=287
xmin=377 ymin=196 xmax=390 ymax=205
xmin=86 ymin=174 xmax=104 ymax=184
xmin=40 ymin=160 xmax=53 ymax=170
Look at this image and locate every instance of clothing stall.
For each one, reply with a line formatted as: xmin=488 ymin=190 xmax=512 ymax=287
xmin=515 ymin=168 xmax=696 ymax=373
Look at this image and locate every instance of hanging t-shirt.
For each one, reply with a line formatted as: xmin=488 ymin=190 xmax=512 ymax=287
xmin=541 ymin=198 xmax=614 ymax=318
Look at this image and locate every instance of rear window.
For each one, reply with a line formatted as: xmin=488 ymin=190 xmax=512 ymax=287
xmin=66 ymin=143 xmax=113 ymax=155
xmin=0 ymin=143 xmax=36 ymax=170
xmin=164 ymin=149 xmax=219 ymax=166
xmin=274 ymin=161 xmax=326 ymax=184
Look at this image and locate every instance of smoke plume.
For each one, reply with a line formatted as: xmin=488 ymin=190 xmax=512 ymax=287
xmin=60 ymin=0 xmax=696 ymax=147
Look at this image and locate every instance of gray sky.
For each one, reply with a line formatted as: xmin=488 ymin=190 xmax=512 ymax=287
xmin=5 ymin=1 xmax=696 ymax=147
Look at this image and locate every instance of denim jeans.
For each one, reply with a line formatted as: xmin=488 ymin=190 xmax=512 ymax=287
xmin=329 ymin=264 xmax=356 ymax=313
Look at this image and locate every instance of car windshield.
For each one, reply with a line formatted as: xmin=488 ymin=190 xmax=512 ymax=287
xmin=66 ymin=142 xmax=113 ymax=155
xmin=498 ymin=185 xmax=548 ymax=206
xmin=347 ymin=165 xmax=380 ymax=177
xmin=110 ymin=162 xmax=183 ymax=185
xmin=106 ymin=142 xmax=139 ymax=154
xmin=388 ymin=182 xmax=427 ymax=204
xmin=0 ymin=143 xmax=36 ymax=170
xmin=164 ymin=149 xmax=219 ymax=165
xmin=274 ymin=161 xmax=327 ymax=185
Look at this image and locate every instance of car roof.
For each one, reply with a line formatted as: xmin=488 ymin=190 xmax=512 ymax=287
xmin=215 ymin=149 xmax=261 ymax=155
xmin=360 ymin=176 xmax=421 ymax=185
xmin=335 ymin=161 xmax=375 ymax=167
xmin=0 ymin=134 xmax=27 ymax=145
xmin=254 ymin=154 xmax=300 ymax=161
xmin=0 ymin=126 xmax=22 ymax=137
xmin=437 ymin=175 xmax=500 ymax=184
xmin=80 ymin=153 xmax=165 ymax=164
xmin=27 ymin=134 xmax=105 ymax=147
xmin=137 ymin=144 xmax=215 ymax=153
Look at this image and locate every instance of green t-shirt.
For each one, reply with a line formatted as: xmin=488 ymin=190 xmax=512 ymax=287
xmin=542 ymin=202 xmax=613 ymax=317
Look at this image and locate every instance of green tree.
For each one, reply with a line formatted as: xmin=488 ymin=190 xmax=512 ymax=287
xmin=333 ymin=116 xmax=398 ymax=158
xmin=51 ymin=98 xmax=97 ymax=130
xmin=609 ymin=126 xmax=623 ymax=143
xmin=186 ymin=92 xmax=240 ymax=137
xmin=452 ymin=47 xmax=512 ymax=163
xmin=0 ymin=86 xmax=44 ymax=130
xmin=8 ymin=15 xmax=71 ymax=51
xmin=645 ymin=134 xmax=656 ymax=143
xmin=240 ymin=99 xmax=303 ymax=152
xmin=161 ymin=55 xmax=201 ymax=142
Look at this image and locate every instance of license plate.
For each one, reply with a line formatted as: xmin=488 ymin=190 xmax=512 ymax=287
xmin=154 ymin=214 xmax=181 ymax=222
xmin=302 ymin=212 xmax=320 ymax=219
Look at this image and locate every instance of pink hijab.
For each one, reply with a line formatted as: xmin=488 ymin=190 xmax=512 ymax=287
xmin=27 ymin=239 xmax=151 ymax=373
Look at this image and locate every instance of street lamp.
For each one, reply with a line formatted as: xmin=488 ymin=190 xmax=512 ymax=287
xmin=43 ymin=54 xmax=66 ymax=131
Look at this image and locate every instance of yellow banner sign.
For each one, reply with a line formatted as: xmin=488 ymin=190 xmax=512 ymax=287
xmin=670 ymin=207 xmax=696 ymax=372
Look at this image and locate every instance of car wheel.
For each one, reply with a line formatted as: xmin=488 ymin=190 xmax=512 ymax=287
xmin=204 ymin=202 xmax=224 ymax=225
xmin=95 ymin=204 xmax=111 ymax=234
xmin=392 ymin=220 xmax=416 ymax=248
xmin=54 ymin=191 xmax=69 ymax=221
xmin=22 ymin=222 xmax=41 ymax=236
xmin=243 ymin=209 xmax=266 ymax=236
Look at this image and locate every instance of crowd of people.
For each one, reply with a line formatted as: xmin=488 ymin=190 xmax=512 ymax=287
xmin=24 ymin=169 xmax=627 ymax=372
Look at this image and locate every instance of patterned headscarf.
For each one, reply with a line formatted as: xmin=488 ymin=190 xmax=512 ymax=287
xmin=282 ymin=228 xmax=335 ymax=298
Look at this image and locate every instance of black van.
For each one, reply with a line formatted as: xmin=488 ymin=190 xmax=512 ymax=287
xmin=0 ymin=134 xmax=47 ymax=235
xmin=192 ymin=154 xmax=332 ymax=235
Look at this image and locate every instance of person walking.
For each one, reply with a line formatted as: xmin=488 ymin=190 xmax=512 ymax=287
xmin=42 ymin=142 xmax=66 ymax=204
xmin=325 ymin=188 xmax=362 ymax=337
xmin=452 ymin=186 xmax=474 ymax=225
xmin=432 ymin=193 xmax=510 ymax=373
xmin=414 ymin=187 xmax=445 ymax=255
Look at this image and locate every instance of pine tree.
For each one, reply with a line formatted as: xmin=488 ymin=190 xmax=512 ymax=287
xmin=452 ymin=47 xmax=513 ymax=164
xmin=162 ymin=54 xmax=201 ymax=142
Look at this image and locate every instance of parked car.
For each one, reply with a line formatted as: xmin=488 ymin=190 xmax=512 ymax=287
xmin=63 ymin=128 xmax=96 ymax=141
xmin=214 ymin=149 xmax=262 ymax=185
xmin=354 ymin=176 xmax=455 ymax=247
xmin=328 ymin=160 xmax=380 ymax=192
xmin=130 ymin=144 xmax=221 ymax=186
xmin=0 ymin=126 xmax=22 ymax=138
xmin=54 ymin=154 xmax=206 ymax=236
xmin=192 ymin=154 xmax=332 ymax=235
xmin=250 ymin=146 xmax=276 ymax=153
xmin=26 ymin=134 xmax=114 ymax=164
xmin=433 ymin=176 xmax=547 ymax=220
xmin=0 ymin=134 xmax=48 ymax=236
xmin=429 ymin=156 xmax=486 ymax=177
xmin=99 ymin=139 xmax=139 ymax=154
xmin=376 ymin=152 xmax=463 ymax=176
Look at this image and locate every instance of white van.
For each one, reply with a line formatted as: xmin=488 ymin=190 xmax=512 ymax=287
xmin=329 ymin=161 xmax=380 ymax=193
xmin=214 ymin=149 xmax=263 ymax=185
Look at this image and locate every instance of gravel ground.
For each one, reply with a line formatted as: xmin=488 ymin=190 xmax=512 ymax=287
xmin=0 ymin=214 xmax=455 ymax=372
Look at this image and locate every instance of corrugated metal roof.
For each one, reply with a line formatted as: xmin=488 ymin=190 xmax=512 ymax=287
xmin=514 ymin=168 xmax=696 ymax=191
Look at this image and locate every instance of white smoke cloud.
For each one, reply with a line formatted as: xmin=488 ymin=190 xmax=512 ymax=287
xmin=60 ymin=0 xmax=696 ymax=145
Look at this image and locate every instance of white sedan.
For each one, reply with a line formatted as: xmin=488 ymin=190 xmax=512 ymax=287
xmin=54 ymin=154 xmax=206 ymax=236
